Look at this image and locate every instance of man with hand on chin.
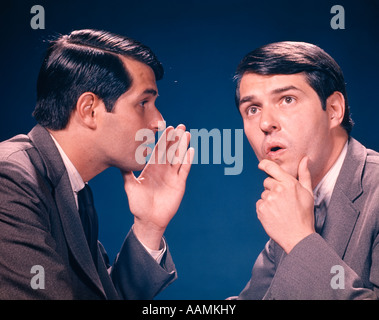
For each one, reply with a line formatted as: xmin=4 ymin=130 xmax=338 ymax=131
xmin=233 ymin=41 xmax=379 ymax=299
xmin=0 ymin=29 xmax=193 ymax=299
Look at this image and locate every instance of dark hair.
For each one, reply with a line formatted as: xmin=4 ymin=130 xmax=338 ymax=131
xmin=234 ymin=41 xmax=353 ymax=134
xmin=33 ymin=29 xmax=164 ymax=130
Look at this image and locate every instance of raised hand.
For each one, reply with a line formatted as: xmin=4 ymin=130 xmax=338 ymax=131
xmin=256 ymin=156 xmax=315 ymax=253
xmin=122 ymin=124 xmax=194 ymax=250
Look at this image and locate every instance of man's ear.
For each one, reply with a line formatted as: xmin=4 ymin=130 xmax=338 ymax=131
xmin=75 ymin=92 xmax=101 ymax=129
xmin=326 ymin=91 xmax=345 ymax=129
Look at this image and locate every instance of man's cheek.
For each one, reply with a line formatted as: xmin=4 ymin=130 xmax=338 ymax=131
xmin=245 ymin=136 xmax=261 ymax=157
xmin=251 ymin=145 xmax=263 ymax=161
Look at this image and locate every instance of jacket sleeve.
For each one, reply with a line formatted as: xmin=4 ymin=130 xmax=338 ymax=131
xmin=0 ymin=159 xmax=74 ymax=299
xmin=236 ymin=239 xmax=278 ymax=300
xmin=108 ymin=229 xmax=177 ymax=300
xmin=263 ymin=233 xmax=378 ymax=300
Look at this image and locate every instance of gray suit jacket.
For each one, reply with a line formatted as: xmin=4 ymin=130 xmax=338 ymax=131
xmin=0 ymin=125 xmax=177 ymax=299
xmin=237 ymin=138 xmax=379 ymax=300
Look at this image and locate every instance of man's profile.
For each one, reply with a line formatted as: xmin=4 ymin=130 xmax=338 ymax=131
xmin=232 ymin=41 xmax=378 ymax=299
xmin=0 ymin=29 xmax=193 ymax=299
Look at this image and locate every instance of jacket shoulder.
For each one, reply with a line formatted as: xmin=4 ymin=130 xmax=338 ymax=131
xmin=0 ymin=134 xmax=34 ymax=164
xmin=366 ymin=148 xmax=379 ymax=165
xmin=362 ymin=147 xmax=379 ymax=187
xmin=0 ymin=133 xmax=45 ymax=190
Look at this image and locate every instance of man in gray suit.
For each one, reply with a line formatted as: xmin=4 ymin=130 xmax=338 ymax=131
xmin=0 ymin=29 xmax=193 ymax=299
xmin=233 ymin=41 xmax=378 ymax=299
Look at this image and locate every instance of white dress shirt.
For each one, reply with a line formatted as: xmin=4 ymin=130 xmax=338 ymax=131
xmin=313 ymin=141 xmax=348 ymax=207
xmin=50 ymin=134 xmax=165 ymax=264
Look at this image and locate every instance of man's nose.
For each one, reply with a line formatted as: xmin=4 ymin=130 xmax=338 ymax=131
xmin=259 ymin=107 xmax=281 ymax=134
xmin=148 ymin=107 xmax=165 ymax=133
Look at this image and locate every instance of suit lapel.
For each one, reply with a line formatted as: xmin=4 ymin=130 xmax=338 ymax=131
xmin=54 ymin=179 xmax=105 ymax=297
xmin=322 ymin=138 xmax=366 ymax=259
xmin=322 ymin=188 xmax=359 ymax=258
xmin=28 ymin=125 xmax=106 ymax=298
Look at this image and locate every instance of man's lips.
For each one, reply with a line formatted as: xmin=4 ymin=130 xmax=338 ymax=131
xmin=264 ymin=142 xmax=287 ymax=159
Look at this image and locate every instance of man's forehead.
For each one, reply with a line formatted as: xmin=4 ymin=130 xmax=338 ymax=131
xmin=237 ymin=72 xmax=315 ymax=108
xmin=240 ymin=72 xmax=308 ymax=87
xmin=119 ymin=55 xmax=157 ymax=92
xmin=238 ymin=72 xmax=312 ymax=99
xmin=119 ymin=55 xmax=156 ymax=80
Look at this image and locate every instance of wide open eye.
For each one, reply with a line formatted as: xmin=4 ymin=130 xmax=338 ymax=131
xmin=247 ymin=106 xmax=260 ymax=116
xmin=282 ymin=96 xmax=295 ymax=105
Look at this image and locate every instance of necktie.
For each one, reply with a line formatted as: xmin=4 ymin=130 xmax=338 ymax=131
xmin=77 ymin=184 xmax=98 ymax=268
xmin=314 ymin=200 xmax=327 ymax=234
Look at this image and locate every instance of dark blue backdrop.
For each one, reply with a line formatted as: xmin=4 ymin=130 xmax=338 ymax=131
xmin=0 ymin=0 xmax=378 ymax=299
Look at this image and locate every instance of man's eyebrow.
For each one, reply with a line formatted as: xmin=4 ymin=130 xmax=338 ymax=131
xmin=142 ymin=88 xmax=158 ymax=96
xmin=271 ymin=85 xmax=303 ymax=95
xmin=239 ymin=85 xmax=304 ymax=106
xmin=239 ymin=95 xmax=257 ymax=106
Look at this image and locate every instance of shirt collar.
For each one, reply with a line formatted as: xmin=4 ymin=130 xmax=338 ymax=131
xmin=313 ymin=141 xmax=348 ymax=207
xmin=50 ymin=134 xmax=85 ymax=196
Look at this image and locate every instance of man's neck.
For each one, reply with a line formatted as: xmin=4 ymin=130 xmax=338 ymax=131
xmin=312 ymin=131 xmax=349 ymax=189
xmin=313 ymin=139 xmax=348 ymax=207
xmin=48 ymin=128 xmax=108 ymax=182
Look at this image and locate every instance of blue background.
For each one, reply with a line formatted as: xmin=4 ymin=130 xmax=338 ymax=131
xmin=0 ymin=0 xmax=378 ymax=299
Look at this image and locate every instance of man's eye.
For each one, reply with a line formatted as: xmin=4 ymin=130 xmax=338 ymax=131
xmin=247 ymin=106 xmax=259 ymax=115
xmin=140 ymin=100 xmax=148 ymax=107
xmin=283 ymin=96 xmax=295 ymax=104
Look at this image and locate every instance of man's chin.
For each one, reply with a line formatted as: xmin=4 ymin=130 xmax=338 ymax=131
xmin=260 ymin=153 xmax=303 ymax=179
xmin=277 ymin=162 xmax=299 ymax=179
xmin=114 ymin=160 xmax=146 ymax=173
